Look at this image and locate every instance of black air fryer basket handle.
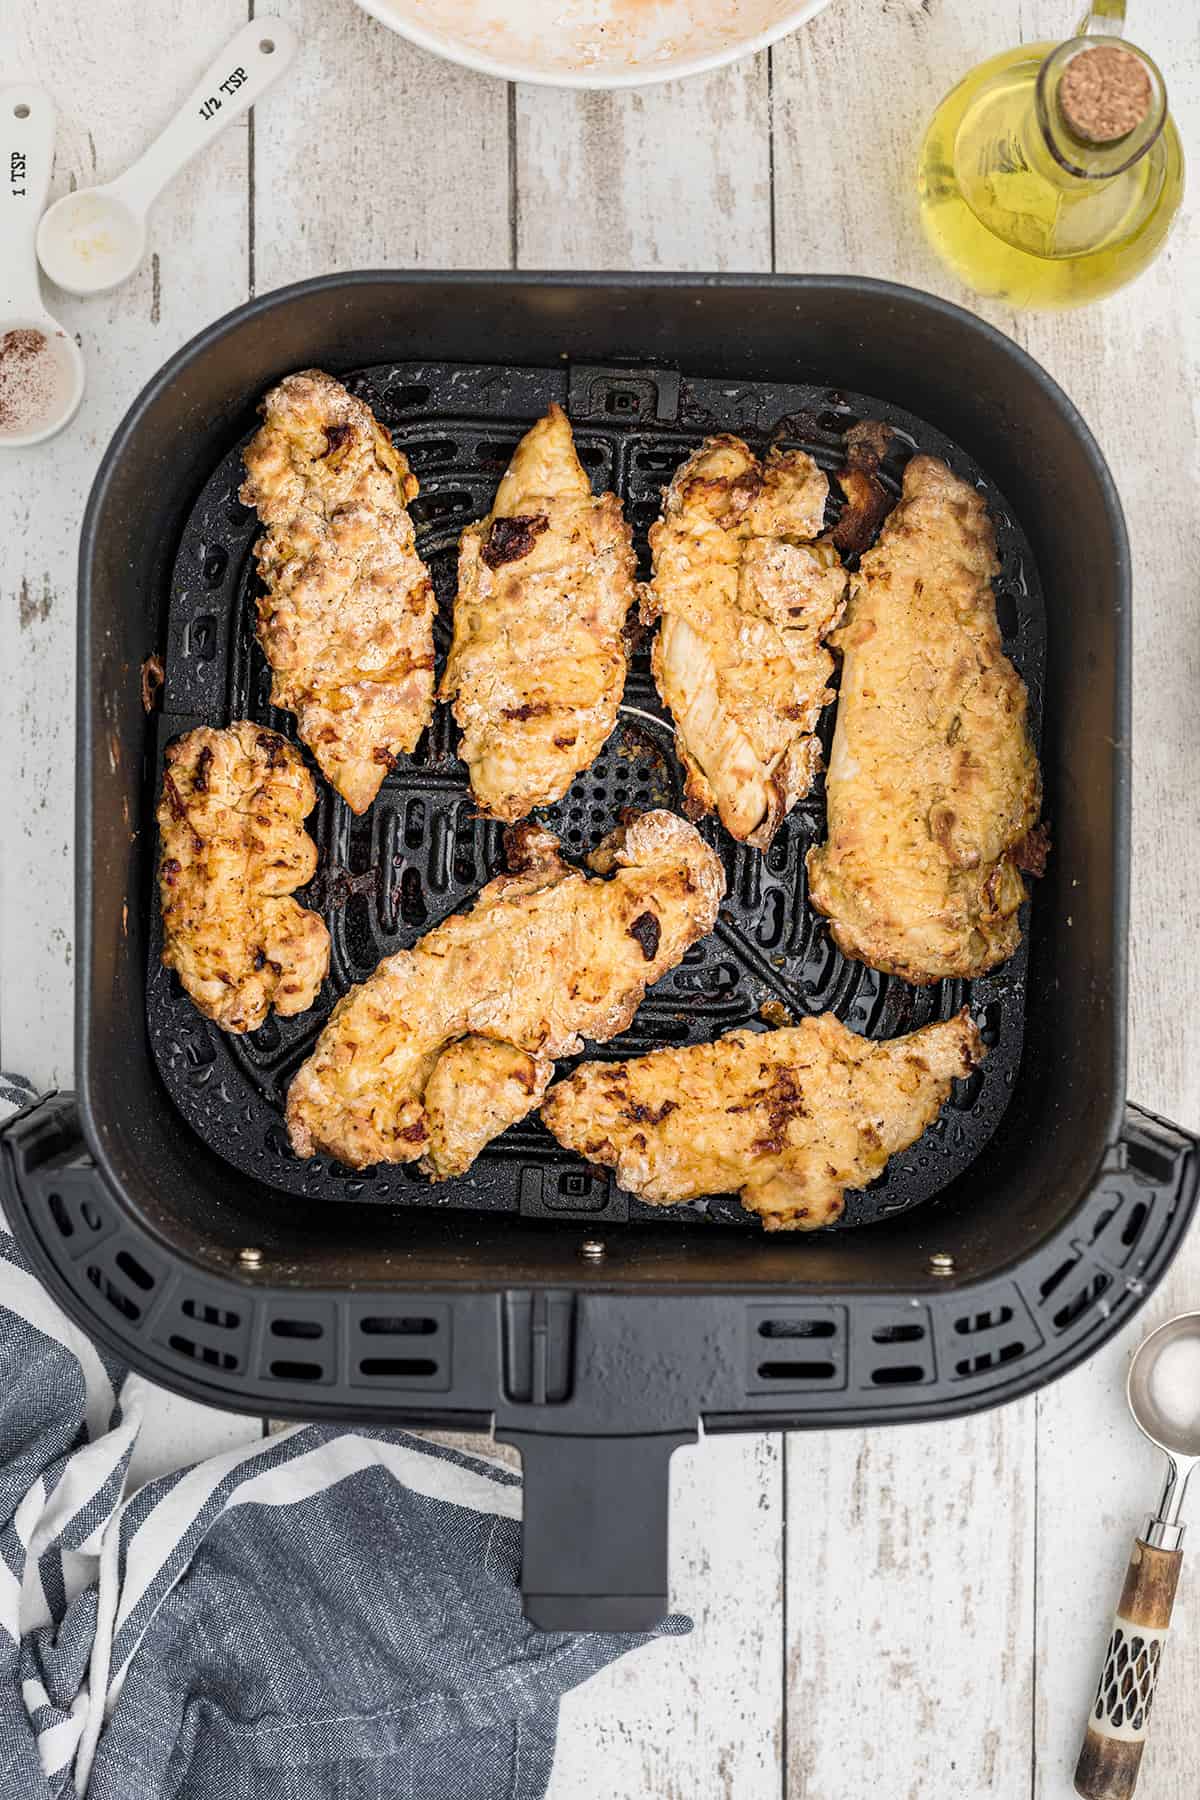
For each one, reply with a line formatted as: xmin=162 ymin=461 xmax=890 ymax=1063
xmin=498 ymin=1430 xmax=694 ymax=1633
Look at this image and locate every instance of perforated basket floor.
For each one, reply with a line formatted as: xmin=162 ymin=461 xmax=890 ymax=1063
xmin=147 ymin=359 xmax=1045 ymax=1231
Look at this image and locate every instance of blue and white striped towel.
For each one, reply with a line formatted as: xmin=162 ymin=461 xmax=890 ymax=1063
xmin=0 ymin=1074 xmax=688 ymax=1799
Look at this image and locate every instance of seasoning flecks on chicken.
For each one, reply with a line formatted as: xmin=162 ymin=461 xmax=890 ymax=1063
xmin=541 ymin=1009 xmax=984 ymax=1232
xmin=645 ymin=436 xmax=847 ymax=849
xmin=440 ymin=404 xmax=638 ymax=821
xmin=807 ymin=455 xmax=1044 ymax=984
xmin=157 ymin=723 xmax=330 ymax=1034
xmin=286 ymin=810 xmax=725 ymax=1177
xmin=240 ymin=369 xmax=436 ymax=815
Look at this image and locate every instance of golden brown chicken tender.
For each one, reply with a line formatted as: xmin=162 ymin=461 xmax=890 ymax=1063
xmin=440 ymin=404 xmax=637 ymax=821
xmin=807 ymin=455 xmax=1044 ymax=983
xmin=241 ymin=369 xmax=436 ymax=815
xmin=541 ymin=1009 xmax=984 ymax=1231
xmin=423 ymin=1037 xmax=554 ymax=1180
xmin=286 ymin=810 xmax=725 ymax=1176
xmin=645 ymin=436 xmax=847 ymax=849
xmin=157 ymin=723 xmax=330 ymax=1034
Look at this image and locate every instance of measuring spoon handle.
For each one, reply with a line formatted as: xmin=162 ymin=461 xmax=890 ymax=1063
xmin=1075 ymin=1536 xmax=1183 ymax=1800
xmin=0 ymin=85 xmax=56 ymax=319
xmin=111 ymin=17 xmax=297 ymax=218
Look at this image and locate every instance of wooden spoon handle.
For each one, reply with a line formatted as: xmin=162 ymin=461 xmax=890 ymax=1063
xmin=1075 ymin=1538 xmax=1183 ymax=1800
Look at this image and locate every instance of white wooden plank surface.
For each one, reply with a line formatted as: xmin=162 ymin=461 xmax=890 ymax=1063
xmin=2 ymin=2 xmax=1199 ymax=1796
xmin=251 ymin=0 xmax=510 ymax=283
xmin=515 ymin=56 xmax=772 ymax=270
xmin=786 ymin=1408 xmax=1036 ymax=1800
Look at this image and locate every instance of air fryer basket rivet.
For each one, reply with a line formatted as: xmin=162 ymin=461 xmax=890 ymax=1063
xmin=580 ymin=1239 xmax=606 ymax=1262
xmin=927 ymin=1252 xmax=956 ymax=1276
xmin=238 ymin=1246 xmax=264 ymax=1268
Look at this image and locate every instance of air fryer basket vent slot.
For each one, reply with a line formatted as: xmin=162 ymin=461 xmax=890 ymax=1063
xmin=170 ymin=1334 xmax=238 ymax=1372
xmin=115 ymin=1250 xmax=154 ymax=1291
xmin=1121 ymin=1201 xmax=1149 ymax=1246
xmin=870 ymin=1365 xmax=925 ymax=1386
xmin=47 ymin=1192 xmax=73 ymax=1238
xmin=758 ymin=1318 xmax=836 ymax=1340
xmin=758 ymin=1360 xmax=837 ymax=1381
xmin=358 ymin=1358 xmax=438 ymax=1379
xmin=182 ymin=1298 xmax=239 ymax=1329
xmin=1052 ymin=1271 xmax=1112 ymax=1333
xmin=956 ymin=1341 xmax=1025 ymax=1377
xmin=955 ymin=1306 xmax=1015 ymax=1335
xmin=1039 ymin=1255 xmax=1079 ymax=1301
xmin=270 ymin=1359 xmax=324 ymax=1382
xmin=87 ymin=1264 xmax=141 ymax=1323
xmin=147 ymin=359 xmax=1044 ymax=1234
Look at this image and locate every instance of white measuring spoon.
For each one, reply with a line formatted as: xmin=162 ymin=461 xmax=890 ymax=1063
xmin=0 ymin=85 xmax=85 ymax=446
xmin=36 ymin=18 xmax=297 ymax=297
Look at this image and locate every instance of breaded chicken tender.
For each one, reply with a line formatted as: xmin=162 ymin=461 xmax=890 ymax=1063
xmin=645 ymin=436 xmax=847 ymax=848
xmin=286 ymin=810 xmax=725 ymax=1176
xmin=541 ymin=1009 xmax=984 ymax=1231
xmin=241 ymin=369 xmax=436 ymax=814
xmin=807 ymin=455 xmax=1044 ymax=983
xmin=441 ymin=404 xmax=637 ymax=821
xmin=158 ymin=723 xmax=329 ymax=1034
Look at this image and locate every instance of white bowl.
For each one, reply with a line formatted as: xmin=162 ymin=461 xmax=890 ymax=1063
xmin=353 ymin=0 xmax=834 ymax=89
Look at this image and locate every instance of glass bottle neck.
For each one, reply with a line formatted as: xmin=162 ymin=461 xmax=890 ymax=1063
xmin=1030 ymin=35 xmax=1167 ymax=184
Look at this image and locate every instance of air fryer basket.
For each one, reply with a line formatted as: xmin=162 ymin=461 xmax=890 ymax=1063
xmin=3 ymin=275 xmax=1196 ymax=1631
xmin=148 ymin=357 xmax=1040 ymax=1227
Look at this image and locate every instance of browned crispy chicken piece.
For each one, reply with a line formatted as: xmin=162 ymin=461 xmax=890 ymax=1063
xmin=542 ymin=1009 xmax=984 ymax=1232
xmin=440 ymin=404 xmax=638 ymax=821
xmin=241 ymin=370 xmax=436 ymax=815
xmin=286 ymin=810 xmax=725 ymax=1177
xmin=157 ymin=723 xmax=330 ymax=1034
xmin=807 ymin=456 xmax=1044 ymax=984
xmin=645 ymin=436 xmax=847 ymax=849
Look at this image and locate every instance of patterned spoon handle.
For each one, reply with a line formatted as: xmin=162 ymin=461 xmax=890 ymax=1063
xmin=1075 ymin=1538 xmax=1183 ymax=1799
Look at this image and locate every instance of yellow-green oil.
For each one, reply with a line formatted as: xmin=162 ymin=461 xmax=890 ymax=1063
xmin=918 ymin=42 xmax=1184 ymax=308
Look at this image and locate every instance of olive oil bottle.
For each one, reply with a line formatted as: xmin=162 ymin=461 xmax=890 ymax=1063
xmin=918 ymin=5 xmax=1183 ymax=308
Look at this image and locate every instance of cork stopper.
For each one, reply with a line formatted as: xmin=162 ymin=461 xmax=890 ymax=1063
xmin=1058 ymin=45 xmax=1154 ymax=144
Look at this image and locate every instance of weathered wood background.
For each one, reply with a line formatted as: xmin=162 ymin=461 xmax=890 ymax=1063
xmin=2 ymin=2 xmax=1198 ymax=1794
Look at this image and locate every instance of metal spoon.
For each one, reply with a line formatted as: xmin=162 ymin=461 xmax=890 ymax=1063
xmin=1076 ymin=1311 xmax=1200 ymax=1800
xmin=35 ymin=18 xmax=297 ymax=297
xmin=0 ymin=85 xmax=85 ymax=447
